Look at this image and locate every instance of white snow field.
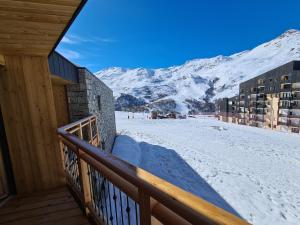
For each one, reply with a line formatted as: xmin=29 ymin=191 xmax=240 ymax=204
xmin=112 ymin=112 xmax=300 ymax=225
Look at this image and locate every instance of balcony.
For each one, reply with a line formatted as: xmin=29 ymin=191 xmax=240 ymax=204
xmin=257 ymin=97 xmax=265 ymax=101
xmin=257 ymin=89 xmax=265 ymax=94
xmin=281 ymin=78 xmax=291 ymax=84
xmin=256 ymin=103 xmax=266 ymax=108
xmin=256 ymin=118 xmax=265 ymax=122
xmin=278 ymin=121 xmax=288 ymax=126
xmin=280 ymin=85 xmax=292 ymax=91
xmin=292 ymin=94 xmax=300 ymax=100
xmin=292 ymin=87 xmax=300 ymax=92
xmin=280 ymin=96 xmax=291 ymax=100
xmin=279 ymin=105 xmax=291 ymax=109
xmin=279 ymin=113 xmax=288 ymax=118
xmin=256 ymin=110 xmax=266 ymax=115
xmin=288 ymin=114 xmax=300 ymax=119
xmin=278 ymin=119 xmax=299 ymax=127
xmin=291 ymin=104 xmax=300 ymax=109
xmin=290 ymin=121 xmax=300 ymax=127
xmin=56 ymin=116 xmax=249 ymax=225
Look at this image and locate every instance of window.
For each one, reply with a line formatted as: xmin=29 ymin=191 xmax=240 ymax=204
xmin=258 ymin=79 xmax=265 ymax=85
xmin=269 ymin=79 xmax=273 ymax=82
xmin=97 ymin=95 xmax=101 ymax=111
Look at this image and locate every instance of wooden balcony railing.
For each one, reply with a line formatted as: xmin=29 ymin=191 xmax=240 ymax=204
xmin=58 ymin=115 xmax=250 ymax=225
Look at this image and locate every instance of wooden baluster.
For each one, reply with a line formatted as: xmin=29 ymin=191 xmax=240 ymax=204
xmin=78 ymin=149 xmax=92 ymax=215
xmin=88 ymin=119 xmax=93 ymax=145
xmin=58 ymin=139 xmax=66 ymax=182
xmin=79 ymin=124 xmax=83 ymax=140
xmin=139 ymin=189 xmax=151 ymax=225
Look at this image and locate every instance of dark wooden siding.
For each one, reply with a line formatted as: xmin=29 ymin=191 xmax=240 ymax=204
xmin=48 ymin=51 xmax=79 ymax=83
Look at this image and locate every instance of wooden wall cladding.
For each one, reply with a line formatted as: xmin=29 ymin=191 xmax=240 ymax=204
xmin=0 ymin=55 xmax=65 ymax=194
xmin=51 ymin=78 xmax=70 ymax=127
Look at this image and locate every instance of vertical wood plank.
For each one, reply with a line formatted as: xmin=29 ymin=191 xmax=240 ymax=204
xmin=0 ymin=55 xmax=65 ymax=194
xmin=78 ymin=150 xmax=91 ymax=214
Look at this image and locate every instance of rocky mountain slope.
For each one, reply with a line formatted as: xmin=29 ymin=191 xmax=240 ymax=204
xmin=96 ymin=29 xmax=300 ymax=114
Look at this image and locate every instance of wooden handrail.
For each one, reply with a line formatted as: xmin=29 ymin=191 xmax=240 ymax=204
xmin=60 ymin=115 xmax=96 ymax=131
xmin=58 ymin=116 xmax=251 ymax=225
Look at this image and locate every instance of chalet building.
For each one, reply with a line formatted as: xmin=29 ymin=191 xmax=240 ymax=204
xmin=0 ymin=1 xmax=249 ymax=225
xmin=218 ymin=61 xmax=300 ymax=134
xmin=49 ymin=52 xmax=116 ymax=152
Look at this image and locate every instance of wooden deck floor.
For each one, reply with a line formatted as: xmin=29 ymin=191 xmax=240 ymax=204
xmin=0 ymin=187 xmax=90 ymax=225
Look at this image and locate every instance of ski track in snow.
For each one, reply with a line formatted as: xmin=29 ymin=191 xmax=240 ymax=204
xmin=113 ymin=112 xmax=300 ymax=225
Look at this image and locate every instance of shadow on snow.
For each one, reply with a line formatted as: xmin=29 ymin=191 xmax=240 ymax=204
xmin=114 ymin=134 xmax=242 ymax=218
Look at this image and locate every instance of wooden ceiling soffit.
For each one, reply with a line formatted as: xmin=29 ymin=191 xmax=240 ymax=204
xmin=0 ymin=0 xmax=86 ymax=56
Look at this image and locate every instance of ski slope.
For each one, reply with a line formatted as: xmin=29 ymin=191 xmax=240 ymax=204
xmin=113 ymin=112 xmax=300 ymax=225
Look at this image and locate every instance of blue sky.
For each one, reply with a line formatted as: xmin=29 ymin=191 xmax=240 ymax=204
xmin=56 ymin=0 xmax=300 ymax=72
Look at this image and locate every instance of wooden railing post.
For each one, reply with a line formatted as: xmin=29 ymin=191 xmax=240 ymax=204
xmin=79 ymin=124 xmax=83 ymax=139
xmin=78 ymin=149 xmax=92 ymax=215
xmin=58 ymin=139 xmax=66 ymax=178
xmin=89 ymin=119 xmax=93 ymax=141
xmin=139 ymin=189 xmax=151 ymax=225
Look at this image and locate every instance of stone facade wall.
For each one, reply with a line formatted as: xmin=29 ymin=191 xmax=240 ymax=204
xmin=67 ymin=68 xmax=116 ymax=152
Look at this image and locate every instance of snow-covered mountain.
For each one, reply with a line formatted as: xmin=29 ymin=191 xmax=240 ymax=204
xmin=96 ymin=29 xmax=300 ymax=114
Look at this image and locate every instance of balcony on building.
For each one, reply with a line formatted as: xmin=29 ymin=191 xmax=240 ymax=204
xmin=256 ymin=109 xmax=266 ymax=115
xmin=280 ymin=83 xmax=292 ymax=91
xmin=281 ymin=75 xmax=292 ymax=84
xmin=291 ymin=101 xmax=300 ymax=109
xmin=292 ymin=91 xmax=300 ymax=100
xmin=256 ymin=117 xmax=265 ymax=122
xmin=256 ymin=102 xmax=267 ymax=108
xmin=257 ymin=86 xmax=265 ymax=93
xmin=292 ymin=82 xmax=300 ymax=91
xmin=257 ymin=93 xmax=265 ymax=101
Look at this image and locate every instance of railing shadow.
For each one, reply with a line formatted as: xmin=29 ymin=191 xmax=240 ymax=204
xmin=113 ymin=134 xmax=242 ymax=218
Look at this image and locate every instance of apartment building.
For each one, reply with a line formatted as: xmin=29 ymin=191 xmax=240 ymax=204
xmin=217 ymin=96 xmax=239 ymax=123
xmin=218 ymin=61 xmax=300 ymax=134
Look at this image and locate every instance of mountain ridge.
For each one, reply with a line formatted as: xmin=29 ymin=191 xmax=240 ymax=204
xmin=96 ymin=29 xmax=300 ymax=114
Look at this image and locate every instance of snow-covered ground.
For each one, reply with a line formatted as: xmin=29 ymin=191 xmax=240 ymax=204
xmin=113 ymin=111 xmax=300 ymax=225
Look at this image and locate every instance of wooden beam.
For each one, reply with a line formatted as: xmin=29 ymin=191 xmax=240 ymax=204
xmin=0 ymin=55 xmax=5 ymax=66
xmin=51 ymin=74 xmax=71 ymax=85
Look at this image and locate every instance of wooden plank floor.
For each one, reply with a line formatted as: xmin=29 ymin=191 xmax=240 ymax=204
xmin=0 ymin=187 xmax=90 ymax=225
